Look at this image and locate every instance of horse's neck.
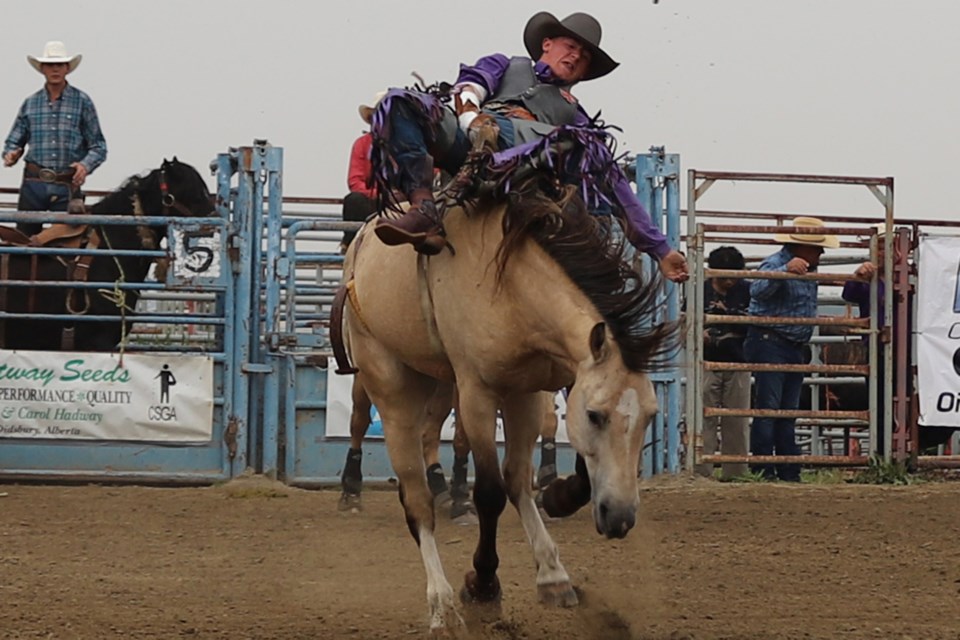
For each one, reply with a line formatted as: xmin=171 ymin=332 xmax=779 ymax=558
xmin=91 ymin=185 xmax=155 ymax=271
xmin=95 ymin=224 xmax=154 ymax=282
xmin=463 ymin=206 xmax=604 ymax=375
xmin=92 ymin=186 xmax=135 ymax=215
xmin=507 ymin=244 xmax=604 ymax=371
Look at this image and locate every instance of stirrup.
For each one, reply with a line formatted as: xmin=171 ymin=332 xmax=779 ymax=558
xmin=414 ymin=232 xmax=447 ymax=256
xmin=374 ymin=217 xmax=432 ymax=246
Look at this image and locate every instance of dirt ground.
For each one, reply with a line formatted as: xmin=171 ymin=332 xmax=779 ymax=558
xmin=1 ymin=475 xmax=959 ymax=640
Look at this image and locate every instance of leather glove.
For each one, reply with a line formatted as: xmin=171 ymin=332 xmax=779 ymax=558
xmin=467 ymin=113 xmax=500 ymax=151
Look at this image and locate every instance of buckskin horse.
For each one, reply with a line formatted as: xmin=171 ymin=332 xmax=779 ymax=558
xmin=338 ymin=376 xmax=478 ymax=524
xmin=339 ymin=183 xmax=673 ymax=634
xmin=0 ymin=158 xmax=214 ymax=352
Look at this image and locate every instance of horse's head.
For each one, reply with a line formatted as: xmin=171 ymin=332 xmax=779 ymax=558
xmin=128 ymin=157 xmax=215 ymax=219
xmin=563 ymin=322 xmax=658 ymax=539
xmin=157 ymin=157 xmax=215 ymax=217
xmin=122 ymin=158 xmax=215 ymax=251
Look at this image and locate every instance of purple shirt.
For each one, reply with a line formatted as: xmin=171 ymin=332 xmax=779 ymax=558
xmin=456 ymin=54 xmax=670 ymax=259
xmin=456 ymin=54 xmax=591 ymax=126
xmin=842 ymin=280 xmax=886 ymax=328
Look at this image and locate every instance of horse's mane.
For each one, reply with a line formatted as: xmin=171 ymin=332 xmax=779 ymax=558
xmin=90 ymin=168 xmax=162 ymax=216
xmin=489 ymin=183 xmax=678 ymax=373
xmin=85 ymin=169 xmax=165 ymax=258
xmin=89 ymin=161 xmax=210 ymax=253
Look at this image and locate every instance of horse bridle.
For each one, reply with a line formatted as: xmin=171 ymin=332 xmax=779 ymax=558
xmin=158 ymin=168 xmax=199 ymax=217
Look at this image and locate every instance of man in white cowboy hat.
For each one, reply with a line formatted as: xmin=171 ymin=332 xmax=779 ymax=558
xmin=745 ymin=216 xmax=839 ymax=481
xmin=365 ymin=11 xmax=687 ymax=282
xmin=3 ymin=40 xmax=107 ymax=235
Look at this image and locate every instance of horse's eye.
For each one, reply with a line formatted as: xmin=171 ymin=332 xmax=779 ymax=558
xmin=586 ymin=409 xmax=606 ymax=429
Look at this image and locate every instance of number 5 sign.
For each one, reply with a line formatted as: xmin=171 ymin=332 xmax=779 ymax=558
xmin=167 ymin=222 xmax=228 ymax=287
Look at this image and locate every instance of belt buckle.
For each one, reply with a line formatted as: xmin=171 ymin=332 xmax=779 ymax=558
xmin=38 ymin=168 xmax=58 ymax=183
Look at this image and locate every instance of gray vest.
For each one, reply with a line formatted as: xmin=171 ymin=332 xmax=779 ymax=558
xmin=486 ymin=57 xmax=580 ymax=143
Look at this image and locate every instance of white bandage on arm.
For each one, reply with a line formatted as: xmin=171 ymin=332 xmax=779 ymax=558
xmin=455 ymin=82 xmax=487 ymax=131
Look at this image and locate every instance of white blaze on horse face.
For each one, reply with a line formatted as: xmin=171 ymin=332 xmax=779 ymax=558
xmin=585 ymin=380 xmax=651 ymax=533
xmin=616 ymin=387 xmax=641 ymax=433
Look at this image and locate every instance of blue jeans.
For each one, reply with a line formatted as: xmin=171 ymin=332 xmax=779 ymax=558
xmin=17 ymin=179 xmax=78 ymax=235
xmin=743 ymin=329 xmax=805 ymax=481
xmin=387 ymin=96 xmax=626 ymax=227
xmin=387 ymin=100 xmax=474 ymax=193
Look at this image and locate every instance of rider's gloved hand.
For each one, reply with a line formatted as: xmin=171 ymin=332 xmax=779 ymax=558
xmin=467 ymin=114 xmax=499 ymax=150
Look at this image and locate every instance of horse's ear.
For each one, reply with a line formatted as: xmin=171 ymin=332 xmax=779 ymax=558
xmin=172 ymin=155 xmax=179 ymax=163
xmin=589 ymin=322 xmax=608 ymax=363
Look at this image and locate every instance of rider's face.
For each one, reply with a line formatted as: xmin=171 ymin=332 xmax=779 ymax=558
xmin=540 ymin=36 xmax=592 ymax=84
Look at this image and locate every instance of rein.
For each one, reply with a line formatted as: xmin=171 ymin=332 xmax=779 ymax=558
xmin=96 ymin=190 xmax=165 ymax=359
xmin=159 ymin=168 xmax=197 ymax=217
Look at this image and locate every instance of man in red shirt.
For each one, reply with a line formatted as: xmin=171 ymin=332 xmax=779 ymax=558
xmin=339 ymin=93 xmax=384 ymax=253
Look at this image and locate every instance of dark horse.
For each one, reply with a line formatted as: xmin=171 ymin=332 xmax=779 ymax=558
xmin=0 ymin=158 xmax=214 ymax=351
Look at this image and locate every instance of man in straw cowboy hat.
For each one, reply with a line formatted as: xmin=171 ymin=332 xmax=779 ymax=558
xmin=746 ymin=216 xmax=839 ymax=481
xmin=365 ymin=11 xmax=687 ymax=282
xmin=3 ymin=41 xmax=107 ymax=235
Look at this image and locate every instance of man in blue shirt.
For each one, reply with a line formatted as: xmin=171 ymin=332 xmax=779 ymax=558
xmin=745 ymin=217 xmax=838 ymax=481
xmin=366 ymin=12 xmax=687 ymax=283
xmin=3 ymin=41 xmax=107 ymax=235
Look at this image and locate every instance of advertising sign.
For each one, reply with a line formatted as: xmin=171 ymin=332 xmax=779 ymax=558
xmin=0 ymin=351 xmax=214 ymax=441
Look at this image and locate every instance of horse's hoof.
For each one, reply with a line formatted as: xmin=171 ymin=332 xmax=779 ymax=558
xmin=429 ymin=612 xmax=466 ymax=639
xmin=450 ymin=497 xmax=477 ymax=526
xmin=459 ymin=585 xmax=502 ymax=627
xmin=433 ymin=489 xmax=452 ymax=510
xmin=460 ymin=570 xmax=502 ymax=606
xmin=537 ymin=464 xmax=558 ymax=489
xmin=337 ymin=491 xmax=363 ymax=513
xmin=537 ymin=581 xmax=579 ymax=608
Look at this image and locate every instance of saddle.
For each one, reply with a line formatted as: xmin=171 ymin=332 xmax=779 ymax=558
xmin=0 ymin=222 xmax=102 ymax=350
xmin=0 ymin=223 xmax=91 ymax=249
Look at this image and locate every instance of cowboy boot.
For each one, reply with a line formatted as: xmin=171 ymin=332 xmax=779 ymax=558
xmin=374 ymin=188 xmax=446 ymax=255
xmin=374 ymin=188 xmax=438 ymax=244
xmin=374 ymin=153 xmax=447 ymax=254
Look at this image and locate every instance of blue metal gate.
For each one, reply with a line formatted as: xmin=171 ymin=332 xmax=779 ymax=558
xmin=0 ymin=152 xmax=257 ymax=482
xmin=260 ymin=144 xmax=683 ymax=485
xmin=0 ymin=142 xmax=682 ymax=484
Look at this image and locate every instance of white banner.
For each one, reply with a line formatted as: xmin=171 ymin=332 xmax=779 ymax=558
xmin=0 ymin=351 xmax=214 ymax=441
xmin=917 ymin=236 xmax=960 ymax=427
xmin=325 ymin=358 xmax=569 ymax=443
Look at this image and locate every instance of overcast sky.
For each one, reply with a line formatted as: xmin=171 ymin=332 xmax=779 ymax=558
xmin=2 ymin=1 xmax=956 ymax=221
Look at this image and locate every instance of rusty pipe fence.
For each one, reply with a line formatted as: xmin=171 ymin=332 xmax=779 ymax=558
xmin=685 ymin=171 xmax=898 ymax=472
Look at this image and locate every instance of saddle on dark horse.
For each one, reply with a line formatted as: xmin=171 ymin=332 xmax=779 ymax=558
xmin=0 ymin=216 xmax=101 ymax=349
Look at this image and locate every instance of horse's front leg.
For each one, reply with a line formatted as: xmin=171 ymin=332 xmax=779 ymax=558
xmin=372 ymin=374 xmax=464 ymax=635
xmin=501 ymin=392 xmax=578 ymax=607
xmin=455 ymin=382 xmax=506 ymax=605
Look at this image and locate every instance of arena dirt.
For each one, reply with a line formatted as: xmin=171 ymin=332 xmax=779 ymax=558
xmin=1 ymin=475 xmax=958 ymax=640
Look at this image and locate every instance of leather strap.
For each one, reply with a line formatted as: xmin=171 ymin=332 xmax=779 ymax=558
xmin=329 ymin=281 xmax=358 ymax=374
xmin=24 ymin=162 xmax=76 ymax=184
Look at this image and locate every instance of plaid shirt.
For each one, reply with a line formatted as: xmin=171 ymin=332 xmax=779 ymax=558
xmin=748 ymin=246 xmax=819 ymax=343
xmin=3 ymin=83 xmax=107 ymax=174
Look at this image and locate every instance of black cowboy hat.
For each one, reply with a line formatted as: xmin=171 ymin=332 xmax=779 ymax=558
xmin=523 ymin=12 xmax=619 ymax=82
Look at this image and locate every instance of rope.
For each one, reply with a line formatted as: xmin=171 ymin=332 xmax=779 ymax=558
xmin=96 ymin=206 xmax=136 ymax=365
